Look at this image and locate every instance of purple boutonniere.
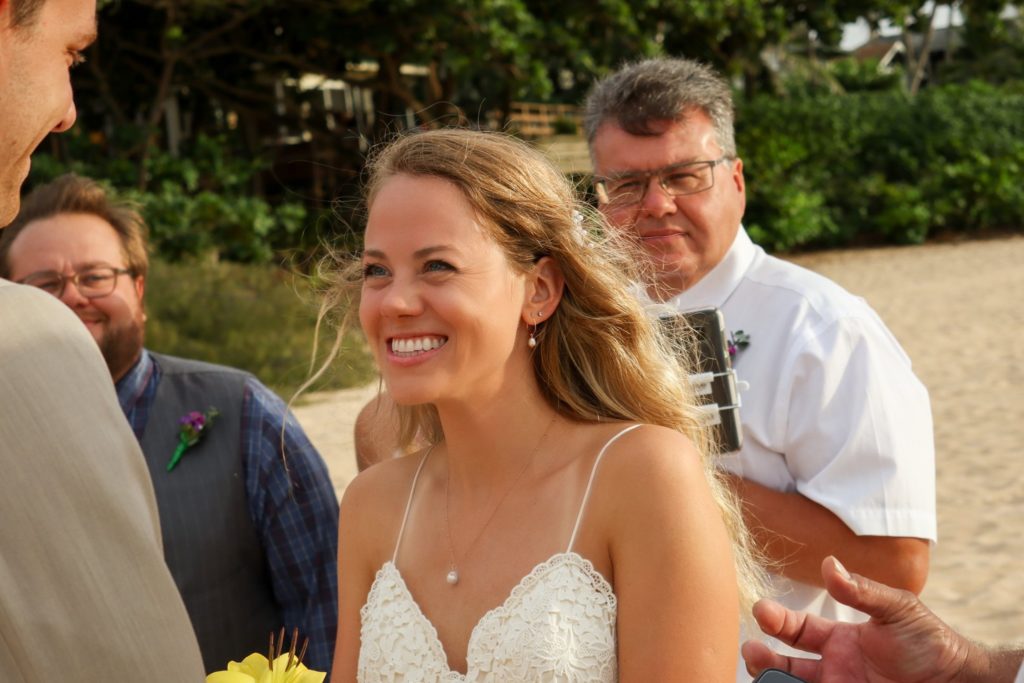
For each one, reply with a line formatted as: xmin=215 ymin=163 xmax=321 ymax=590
xmin=728 ymin=330 xmax=750 ymax=358
xmin=167 ymin=407 xmax=219 ymax=472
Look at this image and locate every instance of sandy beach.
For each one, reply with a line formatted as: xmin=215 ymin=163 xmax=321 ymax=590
xmin=294 ymin=235 xmax=1024 ymax=647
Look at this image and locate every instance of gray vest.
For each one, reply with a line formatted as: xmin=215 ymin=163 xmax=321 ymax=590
xmin=139 ymin=352 xmax=281 ymax=673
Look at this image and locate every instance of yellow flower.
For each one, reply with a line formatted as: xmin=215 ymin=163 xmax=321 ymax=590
xmin=206 ymin=653 xmax=326 ymax=683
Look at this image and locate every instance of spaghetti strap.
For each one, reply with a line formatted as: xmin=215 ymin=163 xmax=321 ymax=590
xmin=391 ymin=446 xmax=434 ymax=564
xmin=566 ymin=424 xmax=643 ymax=552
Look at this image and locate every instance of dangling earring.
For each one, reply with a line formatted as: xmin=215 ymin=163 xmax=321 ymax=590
xmin=528 ymin=311 xmax=542 ymax=349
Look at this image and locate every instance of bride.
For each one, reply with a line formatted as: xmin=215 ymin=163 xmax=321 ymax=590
xmin=326 ymin=129 xmax=762 ymax=682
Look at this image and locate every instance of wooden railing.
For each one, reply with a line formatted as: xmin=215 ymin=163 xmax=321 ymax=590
xmin=508 ymin=102 xmax=581 ymax=138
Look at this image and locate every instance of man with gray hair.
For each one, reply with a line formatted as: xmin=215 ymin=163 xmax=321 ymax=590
xmin=584 ymin=58 xmax=936 ymax=682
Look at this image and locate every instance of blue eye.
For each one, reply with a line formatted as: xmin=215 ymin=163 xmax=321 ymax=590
xmin=424 ymin=260 xmax=455 ymax=273
xmin=362 ymin=263 xmax=389 ymax=279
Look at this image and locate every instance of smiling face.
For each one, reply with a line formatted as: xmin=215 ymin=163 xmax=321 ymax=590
xmin=0 ymin=0 xmax=96 ymax=226
xmin=591 ymin=111 xmax=746 ymax=300
xmin=359 ymin=174 xmax=532 ymax=407
xmin=6 ymin=212 xmax=146 ymax=380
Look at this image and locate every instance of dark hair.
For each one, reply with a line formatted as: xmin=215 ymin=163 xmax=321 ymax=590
xmin=9 ymin=0 xmax=45 ymax=27
xmin=583 ymin=58 xmax=737 ymax=157
xmin=0 ymin=174 xmax=150 ymax=279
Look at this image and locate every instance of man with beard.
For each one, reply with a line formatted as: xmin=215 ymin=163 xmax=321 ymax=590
xmin=0 ymin=173 xmax=341 ymax=676
xmin=1 ymin=0 xmax=206 ymax=678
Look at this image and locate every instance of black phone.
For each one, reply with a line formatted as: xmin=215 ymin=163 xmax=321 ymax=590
xmin=658 ymin=307 xmax=743 ymax=453
xmin=753 ymin=669 xmax=808 ymax=683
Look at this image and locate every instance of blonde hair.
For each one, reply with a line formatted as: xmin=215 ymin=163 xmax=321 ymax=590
xmin=315 ymin=128 xmax=765 ymax=609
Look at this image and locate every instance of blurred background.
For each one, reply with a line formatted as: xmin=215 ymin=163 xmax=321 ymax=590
xmin=27 ymin=0 xmax=1024 ymax=393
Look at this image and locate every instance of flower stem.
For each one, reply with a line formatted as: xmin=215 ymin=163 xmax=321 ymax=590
xmin=167 ymin=439 xmax=188 ymax=472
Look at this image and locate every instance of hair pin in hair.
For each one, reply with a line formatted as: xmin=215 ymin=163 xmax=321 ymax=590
xmin=572 ymin=210 xmax=593 ymax=248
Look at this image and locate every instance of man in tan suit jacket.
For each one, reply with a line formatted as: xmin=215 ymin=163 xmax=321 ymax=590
xmin=0 ymin=0 xmax=205 ymax=679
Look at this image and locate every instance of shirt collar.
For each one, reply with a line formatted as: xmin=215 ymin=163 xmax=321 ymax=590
xmin=115 ymin=348 xmax=154 ymax=414
xmin=666 ymin=225 xmax=756 ymax=311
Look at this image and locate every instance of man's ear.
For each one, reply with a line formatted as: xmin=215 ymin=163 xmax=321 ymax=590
xmin=732 ymin=157 xmax=746 ymax=210
xmin=522 ymin=256 xmax=565 ymax=323
xmin=135 ymin=274 xmax=147 ymax=320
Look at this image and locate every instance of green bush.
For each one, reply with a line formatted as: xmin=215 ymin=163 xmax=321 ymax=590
xmin=829 ymin=57 xmax=904 ymax=93
xmin=28 ymin=132 xmax=309 ymax=266
xmin=129 ymin=182 xmax=307 ymax=263
xmin=738 ymin=81 xmax=1024 ymax=251
xmin=144 ymin=258 xmax=375 ymax=397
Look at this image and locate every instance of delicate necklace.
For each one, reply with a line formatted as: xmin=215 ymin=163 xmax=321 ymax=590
xmin=443 ymin=415 xmax=557 ymax=586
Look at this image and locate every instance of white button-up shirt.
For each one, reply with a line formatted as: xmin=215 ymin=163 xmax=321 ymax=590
xmin=647 ymin=227 xmax=937 ymax=681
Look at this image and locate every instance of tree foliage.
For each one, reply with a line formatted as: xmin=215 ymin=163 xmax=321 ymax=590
xmin=27 ymin=0 xmax=1022 ymax=265
xmin=739 ymin=81 xmax=1024 ymax=251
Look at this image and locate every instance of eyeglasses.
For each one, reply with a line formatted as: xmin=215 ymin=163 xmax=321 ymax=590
xmin=593 ymin=156 xmax=733 ymax=209
xmin=18 ymin=266 xmax=133 ymax=299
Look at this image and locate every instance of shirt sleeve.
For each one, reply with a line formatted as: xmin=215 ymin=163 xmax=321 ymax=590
xmin=241 ymin=378 xmax=340 ymax=674
xmin=777 ymin=313 xmax=937 ymax=541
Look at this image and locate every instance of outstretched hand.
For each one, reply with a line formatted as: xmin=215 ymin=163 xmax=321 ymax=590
xmin=742 ymin=556 xmax=975 ymax=683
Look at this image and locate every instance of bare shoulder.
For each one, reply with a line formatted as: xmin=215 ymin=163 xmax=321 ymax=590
xmin=341 ymin=450 xmax=426 ymax=521
xmin=340 ymin=449 xmax=432 ymax=556
xmin=582 ymin=423 xmax=715 ymax=532
xmin=592 ymin=423 xmax=704 ymax=490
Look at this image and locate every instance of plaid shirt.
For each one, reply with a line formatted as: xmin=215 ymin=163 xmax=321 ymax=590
xmin=116 ymin=349 xmax=339 ymax=674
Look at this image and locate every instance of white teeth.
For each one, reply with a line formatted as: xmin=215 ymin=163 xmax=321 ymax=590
xmin=391 ymin=336 xmax=446 ymax=355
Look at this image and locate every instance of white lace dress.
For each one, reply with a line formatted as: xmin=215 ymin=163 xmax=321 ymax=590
xmin=357 ymin=425 xmax=641 ymax=683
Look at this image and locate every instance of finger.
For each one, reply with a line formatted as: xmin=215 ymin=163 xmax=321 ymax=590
xmin=821 ymin=556 xmax=920 ymax=623
xmin=741 ymin=639 xmax=786 ymax=674
xmin=751 ymin=599 xmax=788 ymax=635
xmin=752 ymin=598 xmax=838 ymax=654
xmin=741 ymin=640 xmax=823 ymax=683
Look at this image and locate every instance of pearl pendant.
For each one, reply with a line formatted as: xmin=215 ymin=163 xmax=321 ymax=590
xmin=446 ymin=570 xmax=460 ymax=585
